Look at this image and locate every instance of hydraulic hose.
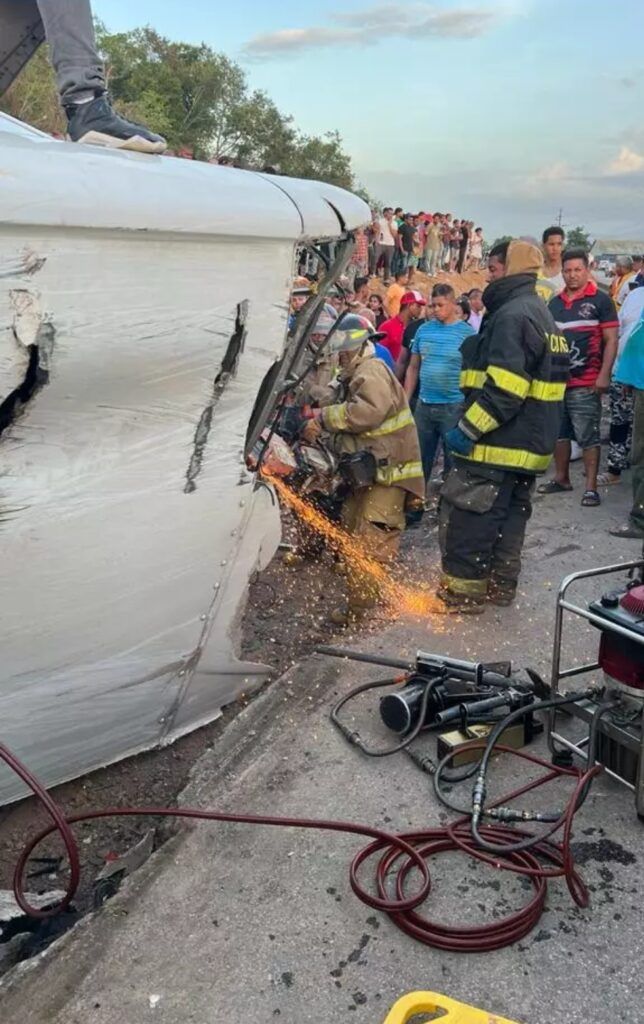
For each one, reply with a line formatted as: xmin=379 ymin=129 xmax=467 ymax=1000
xmin=433 ymin=691 xmax=596 ymax=816
xmin=0 ymin=694 xmax=604 ymax=955
xmin=467 ymin=692 xmax=604 ymax=854
xmin=0 ymin=740 xmax=430 ymax=921
xmin=330 ymin=676 xmax=442 ymax=757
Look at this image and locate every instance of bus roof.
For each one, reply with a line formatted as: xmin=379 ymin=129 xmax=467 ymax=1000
xmin=0 ymin=112 xmax=370 ymax=241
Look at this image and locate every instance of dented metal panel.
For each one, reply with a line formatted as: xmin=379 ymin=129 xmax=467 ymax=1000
xmin=0 ymin=113 xmax=366 ymax=804
xmin=0 ymin=228 xmax=285 ymax=803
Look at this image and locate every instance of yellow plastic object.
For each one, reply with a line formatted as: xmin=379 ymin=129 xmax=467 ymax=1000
xmin=381 ymin=990 xmax=522 ymax=1024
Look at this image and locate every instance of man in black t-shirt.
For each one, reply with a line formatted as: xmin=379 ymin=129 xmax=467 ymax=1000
xmin=397 ymin=213 xmax=418 ymax=284
xmin=396 ymin=310 xmax=426 ymax=404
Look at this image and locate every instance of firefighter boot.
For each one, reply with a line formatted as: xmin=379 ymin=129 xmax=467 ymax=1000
xmin=436 ymin=585 xmax=486 ymax=615
xmin=329 ymin=605 xmax=369 ymax=627
xmin=487 ymin=578 xmax=517 ymax=606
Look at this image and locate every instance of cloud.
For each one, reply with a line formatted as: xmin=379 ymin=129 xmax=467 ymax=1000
xmin=357 ymin=165 xmax=644 ymax=242
xmin=530 ymin=161 xmax=574 ymax=185
xmin=606 ymin=146 xmax=644 ymax=176
xmin=243 ymin=3 xmax=501 ymax=59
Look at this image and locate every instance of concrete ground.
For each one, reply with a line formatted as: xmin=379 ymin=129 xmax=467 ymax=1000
xmin=2 ymin=466 xmax=643 ymax=1024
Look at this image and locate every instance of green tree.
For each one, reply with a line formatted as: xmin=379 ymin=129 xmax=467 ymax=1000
xmin=491 ymin=235 xmax=513 ymax=250
xmin=281 ymin=130 xmax=354 ymax=190
xmin=565 ymin=225 xmax=592 ymax=251
xmin=97 ymin=27 xmax=253 ymax=158
xmin=0 ymin=46 xmax=64 ymax=135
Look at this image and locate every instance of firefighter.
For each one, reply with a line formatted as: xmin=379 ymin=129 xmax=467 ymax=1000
xmin=303 ymin=326 xmax=424 ymax=624
xmin=295 ymin=305 xmax=339 ymax=405
xmin=283 ymin=305 xmax=340 ymax=567
xmin=438 ymin=239 xmax=569 ymax=611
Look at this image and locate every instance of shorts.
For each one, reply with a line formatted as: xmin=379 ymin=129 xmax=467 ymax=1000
xmin=558 ymin=386 xmax=601 ymax=449
xmin=400 ymin=251 xmax=417 ymax=270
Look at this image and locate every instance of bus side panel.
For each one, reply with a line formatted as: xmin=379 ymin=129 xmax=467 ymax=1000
xmin=0 ymin=227 xmax=292 ymax=803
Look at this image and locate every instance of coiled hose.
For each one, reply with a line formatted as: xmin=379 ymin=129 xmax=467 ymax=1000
xmin=0 ymin=708 xmax=601 ymax=954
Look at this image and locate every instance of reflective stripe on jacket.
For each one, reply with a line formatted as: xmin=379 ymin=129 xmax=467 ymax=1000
xmin=458 ymin=273 xmax=570 ymax=475
xmin=321 ymin=352 xmax=424 ymax=499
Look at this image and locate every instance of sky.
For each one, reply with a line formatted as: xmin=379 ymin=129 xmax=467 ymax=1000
xmin=94 ymin=0 xmax=644 ymax=241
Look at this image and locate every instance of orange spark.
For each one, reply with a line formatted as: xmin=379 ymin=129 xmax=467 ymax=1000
xmin=267 ymin=475 xmax=447 ymax=622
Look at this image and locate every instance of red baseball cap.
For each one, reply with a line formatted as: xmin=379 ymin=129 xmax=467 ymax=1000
xmin=400 ymin=290 xmax=426 ymax=307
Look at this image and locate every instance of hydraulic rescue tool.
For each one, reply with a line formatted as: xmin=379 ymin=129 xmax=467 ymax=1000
xmin=320 ymin=645 xmax=548 ymax=763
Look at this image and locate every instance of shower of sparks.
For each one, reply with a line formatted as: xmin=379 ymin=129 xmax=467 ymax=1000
xmin=266 ymin=475 xmax=448 ymax=623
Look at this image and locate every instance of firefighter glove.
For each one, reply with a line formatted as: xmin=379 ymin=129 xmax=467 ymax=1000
xmin=445 ymin=426 xmax=475 ymax=456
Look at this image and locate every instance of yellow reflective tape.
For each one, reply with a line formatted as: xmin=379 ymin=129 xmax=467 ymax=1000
xmin=463 ymin=401 xmax=500 ymax=434
xmin=528 ymin=379 xmax=566 ymax=401
xmin=375 ymin=461 xmax=424 ymax=486
xmin=324 ymin=403 xmax=348 ymax=431
xmin=535 ymin=278 xmax=555 ymax=304
xmin=440 ymin=573 xmax=488 ymax=597
xmin=464 ymin=444 xmax=551 ymax=472
xmin=460 ymin=369 xmax=487 ymax=389
xmin=487 ymin=365 xmax=530 ymax=399
xmin=363 ymin=408 xmax=414 ymax=438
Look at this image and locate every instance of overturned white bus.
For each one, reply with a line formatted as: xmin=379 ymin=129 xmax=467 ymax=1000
xmin=0 ymin=112 xmax=369 ymax=803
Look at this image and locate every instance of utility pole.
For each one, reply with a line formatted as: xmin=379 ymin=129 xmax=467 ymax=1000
xmin=556 ymin=208 xmax=563 ymax=227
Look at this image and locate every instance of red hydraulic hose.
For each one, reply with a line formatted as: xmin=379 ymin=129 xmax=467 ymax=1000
xmin=0 ymin=739 xmax=599 ymax=953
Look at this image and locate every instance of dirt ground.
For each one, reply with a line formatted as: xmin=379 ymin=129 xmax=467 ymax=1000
xmin=368 ymin=268 xmax=487 ymax=301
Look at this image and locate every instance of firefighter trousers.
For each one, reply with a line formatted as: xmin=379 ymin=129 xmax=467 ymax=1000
xmin=341 ymin=484 xmax=406 ymax=611
xmin=439 ymin=464 xmax=534 ymax=599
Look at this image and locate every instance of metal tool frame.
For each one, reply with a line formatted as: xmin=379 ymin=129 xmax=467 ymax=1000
xmin=548 ymin=560 xmax=644 ymax=815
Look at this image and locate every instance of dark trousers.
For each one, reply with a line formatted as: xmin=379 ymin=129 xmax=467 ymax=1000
xmin=607 ymin=381 xmax=634 ymax=475
xmin=1 ymin=0 xmax=105 ymax=102
xmin=630 ymin=388 xmax=644 ymax=531
xmin=374 ymin=244 xmax=394 ymax=279
xmin=414 ymin=400 xmax=462 ymax=481
xmin=439 ymin=464 xmax=534 ymax=598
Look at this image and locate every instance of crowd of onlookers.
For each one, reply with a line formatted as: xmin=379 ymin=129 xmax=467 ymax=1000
xmin=345 ymin=209 xmax=485 ymax=288
xmin=290 ymin=220 xmax=644 ymax=539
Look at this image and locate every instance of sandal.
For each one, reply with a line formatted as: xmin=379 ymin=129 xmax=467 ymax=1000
xmin=537 ymin=480 xmax=573 ymax=495
xmin=597 ymin=473 xmax=622 ymax=486
xmin=581 ymin=489 xmax=601 ymax=507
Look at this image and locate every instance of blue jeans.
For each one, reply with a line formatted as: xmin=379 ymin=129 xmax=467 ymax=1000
xmin=414 ymin=400 xmax=463 ymax=481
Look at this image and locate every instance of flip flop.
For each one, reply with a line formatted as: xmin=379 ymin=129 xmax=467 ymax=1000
xmin=537 ymin=480 xmax=573 ymax=494
xmin=597 ymin=473 xmax=622 ymax=486
xmin=581 ymin=489 xmax=601 ymax=507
